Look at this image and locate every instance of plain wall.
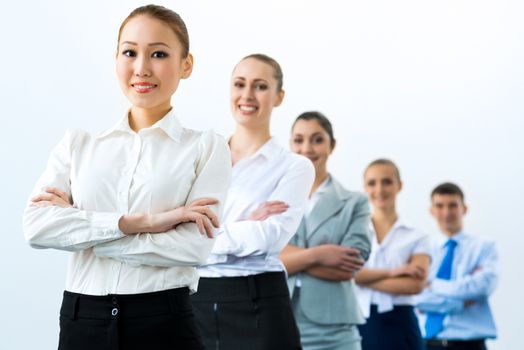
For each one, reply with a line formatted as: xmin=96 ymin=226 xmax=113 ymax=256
xmin=1 ymin=0 xmax=522 ymax=348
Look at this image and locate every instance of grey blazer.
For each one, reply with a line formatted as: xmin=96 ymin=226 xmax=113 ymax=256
xmin=287 ymin=176 xmax=372 ymax=325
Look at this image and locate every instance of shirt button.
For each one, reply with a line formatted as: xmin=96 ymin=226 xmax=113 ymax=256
xmin=111 ymin=308 xmax=119 ymax=316
xmin=112 ymin=297 xmax=118 ymax=305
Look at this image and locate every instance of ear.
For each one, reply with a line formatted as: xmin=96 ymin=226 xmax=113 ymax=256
xmin=429 ymin=205 xmax=435 ymax=218
xmin=330 ymin=138 xmax=337 ymax=153
xmin=463 ymin=203 xmax=468 ymax=216
xmin=274 ymin=89 xmax=285 ymax=107
xmin=180 ymin=53 xmax=194 ymax=79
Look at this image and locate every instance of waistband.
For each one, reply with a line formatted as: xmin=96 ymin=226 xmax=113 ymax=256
xmin=425 ymin=339 xmax=486 ymax=347
xmin=370 ymin=304 xmax=414 ymax=311
xmin=191 ymin=272 xmax=289 ymax=302
xmin=60 ymin=287 xmax=190 ymax=320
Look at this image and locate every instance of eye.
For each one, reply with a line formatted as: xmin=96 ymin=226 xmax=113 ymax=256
xmin=152 ymin=51 xmax=169 ymax=58
xmin=293 ymin=138 xmax=303 ymax=144
xmin=254 ymin=83 xmax=268 ymax=91
xmin=312 ymin=136 xmax=325 ymax=144
xmin=233 ymin=81 xmax=245 ymax=88
xmin=367 ymin=180 xmax=376 ymax=187
xmin=122 ymin=50 xmax=136 ymax=57
xmin=383 ymin=178 xmax=393 ymax=185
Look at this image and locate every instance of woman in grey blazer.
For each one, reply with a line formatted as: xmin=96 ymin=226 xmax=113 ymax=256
xmin=281 ymin=111 xmax=373 ymax=350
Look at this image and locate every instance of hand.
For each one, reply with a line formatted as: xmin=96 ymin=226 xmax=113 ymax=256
xmin=149 ymin=198 xmax=220 ymax=238
xmin=389 ymin=264 xmax=426 ymax=279
xmin=30 ymin=187 xmax=73 ymax=208
xmin=313 ymin=245 xmax=364 ymax=272
xmin=248 ymin=201 xmax=289 ymax=221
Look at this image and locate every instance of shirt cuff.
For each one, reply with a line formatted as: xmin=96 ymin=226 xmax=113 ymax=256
xmin=210 ymin=226 xmax=240 ymax=255
xmin=69 ymin=212 xmax=124 ymax=247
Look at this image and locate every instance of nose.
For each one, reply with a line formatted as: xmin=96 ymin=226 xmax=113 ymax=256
xmin=304 ymin=140 xmax=314 ymax=153
xmin=241 ymin=85 xmax=255 ymax=100
xmin=134 ymin=55 xmax=152 ymax=77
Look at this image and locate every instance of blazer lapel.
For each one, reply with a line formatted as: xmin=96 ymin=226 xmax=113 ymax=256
xmin=295 ymin=218 xmax=308 ymax=247
xmin=306 ymin=178 xmax=350 ymax=239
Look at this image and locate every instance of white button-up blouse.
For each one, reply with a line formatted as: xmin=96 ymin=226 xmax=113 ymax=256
xmin=356 ymin=219 xmax=431 ymax=318
xmin=23 ymin=110 xmax=231 ymax=295
xmin=199 ymin=137 xmax=315 ymax=277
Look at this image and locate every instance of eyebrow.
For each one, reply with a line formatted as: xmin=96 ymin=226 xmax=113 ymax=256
xmin=233 ymin=77 xmax=269 ymax=83
xmin=121 ymin=41 xmax=171 ymax=48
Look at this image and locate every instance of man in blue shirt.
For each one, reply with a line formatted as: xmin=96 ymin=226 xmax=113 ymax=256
xmin=416 ymin=182 xmax=498 ymax=350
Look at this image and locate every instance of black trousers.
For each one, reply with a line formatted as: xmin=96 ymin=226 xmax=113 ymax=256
xmin=358 ymin=304 xmax=424 ymax=350
xmin=425 ymin=339 xmax=487 ymax=350
xmin=191 ymin=272 xmax=302 ymax=350
xmin=58 ymin=288 xmax=204 ymax=350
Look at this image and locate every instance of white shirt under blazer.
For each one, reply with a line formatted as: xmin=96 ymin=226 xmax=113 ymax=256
xmin=356 ymin=219 xmax=432 ymax=318
xmin=23 ymin=109 xmax=232 ymax=295
xmin=199 ymin=137 xmax=315 ymax=277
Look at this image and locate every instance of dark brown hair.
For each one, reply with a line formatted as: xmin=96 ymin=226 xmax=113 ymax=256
xmin=117 ymin=4 xmax=190 ymax=57
xmin=431 ymin=182 xmax=465 ymax=202
xmin=364 ymin=159 xmax=402 ymax=182
xmin=237 ymin=53 xmax=284 ymax=92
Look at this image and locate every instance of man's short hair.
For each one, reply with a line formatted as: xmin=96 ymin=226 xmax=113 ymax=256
xmin=431 ymin=182 xmax=465 ymax=202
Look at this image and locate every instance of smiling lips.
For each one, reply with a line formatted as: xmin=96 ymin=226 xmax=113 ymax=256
xmin=238 ymin=104 xmax=258 ymax=114
xmin=131 ymin=82 xmax=158 ymax=93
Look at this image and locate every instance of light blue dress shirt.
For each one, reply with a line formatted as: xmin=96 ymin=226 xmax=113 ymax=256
xmin=416 ymin=231 xmax=498 ymax=340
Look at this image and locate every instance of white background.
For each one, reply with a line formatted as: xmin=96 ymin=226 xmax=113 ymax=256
xmin=1 ymin=0 xmax=522 ymax=349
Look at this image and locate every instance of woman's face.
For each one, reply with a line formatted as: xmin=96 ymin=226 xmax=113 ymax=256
xmin=230 ymin=58 xmax=284 ymax=129
xmin=290 ymin=119 xmax=333 ymax=174
xmin=364 ymin=164 xmax=402 ymax=210
xmin=116 ymin=15 xmax=193 ymax=112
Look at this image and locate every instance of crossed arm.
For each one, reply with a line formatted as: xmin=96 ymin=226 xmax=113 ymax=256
xmin=417 ymin=241 xmax=498 ymax=313
xmin=23 ymin=131 xmax=231 ymax=267
xmin=280 ymin=196 xmax=372 ymax=281
xmin=354 ymin=254 xmax=431 ymax=295
xmin=281 ymin=244 xmax=364 ymax=280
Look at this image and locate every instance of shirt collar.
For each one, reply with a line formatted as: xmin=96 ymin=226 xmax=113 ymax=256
xmin=369 ymin=217 xmax=411 ymax=233
xmin=233 ymin=137 xmax=281 ymax=161
xmin=97 ymin=108 xmax=183 ymax=142
xmin=437 ymin=230 xmax=466 ymax=247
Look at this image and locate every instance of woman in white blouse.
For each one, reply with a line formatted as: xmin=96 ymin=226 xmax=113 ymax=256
xmin=23 ymin=5 xmax=230 ymax=350
xmin=191 ymin=54 xmax=315 ymax=350
xmin=355 ymin=159 xmax=430 ymax=350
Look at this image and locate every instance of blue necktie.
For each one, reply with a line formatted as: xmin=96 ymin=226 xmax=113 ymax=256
xmin=424 ymin=239 xmax=458 ymax=339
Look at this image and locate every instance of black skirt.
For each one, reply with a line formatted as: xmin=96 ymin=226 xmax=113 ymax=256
xmin=58 ymin=288 xmax=204 ymax=350
xmin=191 ymin=271 xmax=302 ymax=350
xmin=358 ymin=304 xmax=424 ymax=350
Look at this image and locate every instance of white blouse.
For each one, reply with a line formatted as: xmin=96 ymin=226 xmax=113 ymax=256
xmin=23 ymin=110 xmax=231 ymax=295
xmin=199 ymin=137 xmax=315 ymax=277
xmin=356 ymin=219 xmax=431 ymax=318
